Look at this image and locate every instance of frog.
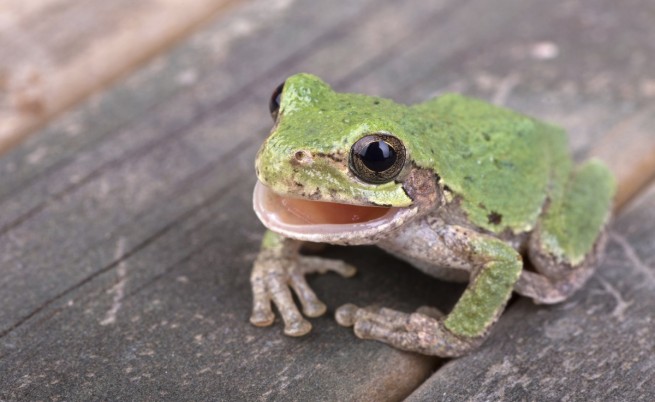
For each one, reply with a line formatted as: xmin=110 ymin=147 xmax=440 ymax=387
xmin=249 ymin=73 xmax=615 ymax=357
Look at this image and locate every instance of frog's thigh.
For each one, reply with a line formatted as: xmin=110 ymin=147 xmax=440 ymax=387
xmin=517 ymin=160 xmax=615 ymax=304
xmin=341 ymin=225 xmax=522 ymax=357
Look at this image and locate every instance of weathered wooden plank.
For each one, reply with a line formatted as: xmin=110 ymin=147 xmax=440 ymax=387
xmin=0 ymin=0 xmax=468 ymax=399
xmin=1 ymin=0 xmax=655 ymax=400
xmin=407 ymin=183 xmax=655 ymax=402
xmin=0 ymin=0 xmax=244 ymax=154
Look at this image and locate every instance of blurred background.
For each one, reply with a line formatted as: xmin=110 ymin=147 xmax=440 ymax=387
xmin=0 ymin=0 xmax=240 ymax=152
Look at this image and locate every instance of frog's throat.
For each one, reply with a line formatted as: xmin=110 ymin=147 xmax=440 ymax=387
xmin=253 ymin=181 xmax=417 ymax=244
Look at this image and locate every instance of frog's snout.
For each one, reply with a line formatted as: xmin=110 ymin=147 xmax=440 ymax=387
xmin=254 ymin=143 xmax=309 ymax=188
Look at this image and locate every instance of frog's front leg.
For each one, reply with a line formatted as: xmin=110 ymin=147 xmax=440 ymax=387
xmin=336 ymin=224 xmax=522 ymax=357
xmin=250 ymin=230 xmax=356 ymax=336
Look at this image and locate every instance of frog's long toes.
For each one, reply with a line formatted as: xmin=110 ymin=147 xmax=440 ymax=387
xmin=303 ymin=300 xmax=327 ymax=318
xmin=335 ymin=303 xmax=359 ymax=327
xmin=284 ymin=318 xmax=312 ymax=337
xmin=375 ymin=307 xmax=412 ymax=327
xmin=289 ymin=273 xmax=328 ymax=317
xmin=250 ymin=286 xmax=275 ymax=327
xmin=299 ymin=256 xmax=357 ymax=278
xmin=352 ymin=317 xmax=397 ymax=341
xmin=250 ymin=309 xmax=275 ymax=327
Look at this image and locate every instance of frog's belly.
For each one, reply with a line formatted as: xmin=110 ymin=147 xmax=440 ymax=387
xmin=380 ymin=247 xmax=470 ymax=283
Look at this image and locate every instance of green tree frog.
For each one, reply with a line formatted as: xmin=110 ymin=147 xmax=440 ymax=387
xmin=250 ymin=73 xmax=615 ymax=356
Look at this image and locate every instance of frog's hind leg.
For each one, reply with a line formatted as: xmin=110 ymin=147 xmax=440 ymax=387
xmin=516 ymin=159 xmax=616 ymax=304
xmin=336 ymin=222 xmax=523 ymax=357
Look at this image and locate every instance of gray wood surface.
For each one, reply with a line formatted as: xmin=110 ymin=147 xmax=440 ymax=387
xmin=1 ymin=0 xmax=654 ymax=400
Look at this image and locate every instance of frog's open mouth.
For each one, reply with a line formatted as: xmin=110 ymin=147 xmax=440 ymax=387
xmin=253 ymin=181 xmax=414 ymax=243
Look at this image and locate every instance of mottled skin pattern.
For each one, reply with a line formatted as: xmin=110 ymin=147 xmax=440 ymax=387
xmin=249 ymin=74 xmax=616 ymax=356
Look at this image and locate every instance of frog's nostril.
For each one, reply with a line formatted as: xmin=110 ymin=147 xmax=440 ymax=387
xmin=293 ymin=150 xmax=313 ymax=164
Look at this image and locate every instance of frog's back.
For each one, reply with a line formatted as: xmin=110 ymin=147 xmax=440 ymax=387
xmin=409 ymin=94 xmax=571 ymax=234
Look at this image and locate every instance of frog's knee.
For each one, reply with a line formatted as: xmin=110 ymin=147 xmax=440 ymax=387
xmin=444 ymin=239 xmax=522 ymax=338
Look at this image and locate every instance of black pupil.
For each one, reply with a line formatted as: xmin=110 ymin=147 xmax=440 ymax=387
xmin=358 ymin=141 xmax=396 ymax=172
xmin=269 ymin=82 xmax=284 ymax=117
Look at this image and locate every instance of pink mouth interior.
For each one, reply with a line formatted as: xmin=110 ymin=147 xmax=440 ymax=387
xmin=253 ymin=181 xmax=415 ymax=241
xmin=254 ymin=181 xmax=395 ymax=227
xmin=272 ymin=189 xmax=391 ymax=225
xmin=275 ymin=191 xmax=390 ymax=224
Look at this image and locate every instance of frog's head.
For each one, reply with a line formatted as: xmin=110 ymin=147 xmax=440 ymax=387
xmin=254 ymin=73 xmax=440 ymax=244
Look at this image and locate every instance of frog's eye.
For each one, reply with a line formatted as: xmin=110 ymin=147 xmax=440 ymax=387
xmin=269 ymin=81 xmax=285 ymax=121
xmin=349 ymin=134 xmax=406 ymax=184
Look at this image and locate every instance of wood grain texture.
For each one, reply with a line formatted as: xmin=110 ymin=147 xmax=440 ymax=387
xmin=1 ymin=0 xmax=655 ymax=400
xmin=0 ymin=0 xmax=242 ymax=154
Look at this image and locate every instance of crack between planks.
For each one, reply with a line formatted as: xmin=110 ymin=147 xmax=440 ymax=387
xmin=0 ymin=219 xmax=169 ymax=338
xmin=0 ymin=126 xmax=260 ymax=276
xmin=2 ymin=192 xmax=240 ymax=371
xmin=0 ymin=162 xmax=253 ymax=374
xmin=0 ymin=137 xmax=254 ymax=339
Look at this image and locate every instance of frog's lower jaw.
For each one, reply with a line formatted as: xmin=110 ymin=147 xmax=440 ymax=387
xmin=253 ymin=181 xmax=417 ymax=245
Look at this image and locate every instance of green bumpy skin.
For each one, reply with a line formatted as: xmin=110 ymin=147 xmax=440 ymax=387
xmin=539 ymin=160 xmax=616 ymax=265
xmin=257 ymin=73 xmax=601 ymax=236
xmin=412 ymin=95 xmax=573 ymax=234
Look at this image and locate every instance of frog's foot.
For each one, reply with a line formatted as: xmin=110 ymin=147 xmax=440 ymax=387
xmin=250 ymin=255 xmax=356 ymax=337
xmin=335 ymin=304 xmax=481 ymax=357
